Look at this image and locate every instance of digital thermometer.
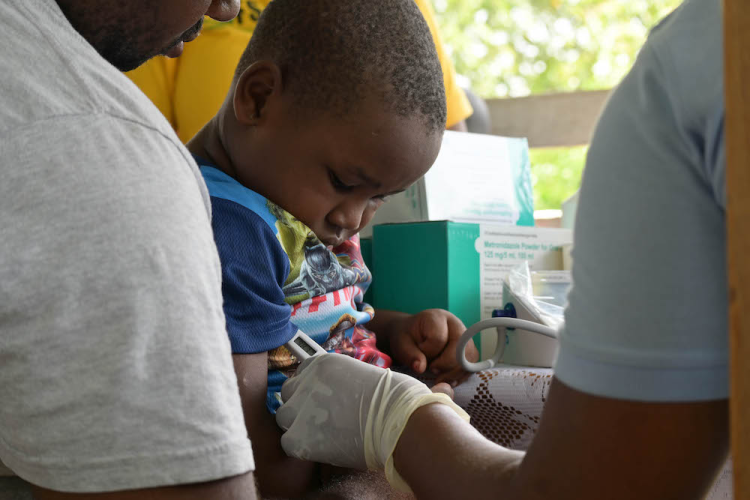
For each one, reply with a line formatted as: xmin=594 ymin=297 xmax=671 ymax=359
xmin=285 ymin=330 xmax=327 ymax=361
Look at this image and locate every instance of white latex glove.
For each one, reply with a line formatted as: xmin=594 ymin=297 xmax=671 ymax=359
xmin=276 ymin=353 xmax=469 ymax=492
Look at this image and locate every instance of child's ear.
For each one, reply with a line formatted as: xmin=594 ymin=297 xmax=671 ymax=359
xmin=233 ymin=60 xmax=283 ymax=126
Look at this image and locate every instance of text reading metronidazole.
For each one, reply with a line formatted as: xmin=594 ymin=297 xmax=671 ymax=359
xmin=475 ymin=225 xmax=572 ymax=356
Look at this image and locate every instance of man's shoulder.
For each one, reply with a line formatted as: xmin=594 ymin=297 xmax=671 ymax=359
xmin=0 ymin=0 xmax=177 ymax=142
xmin=640 ymin=0 xmax=725 ymax=202
xmin=0 ymin=0 xmax=196 ymax=206
xmin=644 ymin=0 xmax=722 ymax=103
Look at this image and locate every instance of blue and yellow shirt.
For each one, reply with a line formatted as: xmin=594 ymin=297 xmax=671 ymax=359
xmin=197 ymin=158 xmax=391 ymax=412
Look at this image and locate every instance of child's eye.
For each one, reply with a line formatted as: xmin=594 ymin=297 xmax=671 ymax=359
xmin=328 ymin=169 xmax=354 ymax=192
xmin=374 ymin=195 xmax=389 ymax=202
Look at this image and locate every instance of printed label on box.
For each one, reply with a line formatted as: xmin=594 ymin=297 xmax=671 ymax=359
xmin=361 ymin=131 xmax=533 ymax=237
xmin=474 ymin=225 xmax=572 ymax=357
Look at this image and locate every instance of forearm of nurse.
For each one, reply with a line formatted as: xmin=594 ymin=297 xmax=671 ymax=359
xmin=393 ymin=377 xmax=729 ymax=500
xmin=393 ymin=403 xmax=522 ymax=500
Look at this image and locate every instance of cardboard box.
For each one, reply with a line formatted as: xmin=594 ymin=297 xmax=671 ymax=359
xmin=561 ymin=190 xmax=579 ymax=230
xmin=360 ymin=131 xmax=534 ymax=238
xmin=372 ymin=221 xmax=572 ymax=358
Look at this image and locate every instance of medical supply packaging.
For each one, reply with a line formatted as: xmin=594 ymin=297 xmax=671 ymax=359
xmin=359 ymin=131 xmax=534 ymax=238
xmin=372 ymin=222 xmax=572 ymax=359
xmin=497 ymin=264 xmax=572 ymax=367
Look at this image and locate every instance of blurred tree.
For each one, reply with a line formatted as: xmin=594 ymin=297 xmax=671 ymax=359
xmin=432 ymin=0 xmax=681 ymax=210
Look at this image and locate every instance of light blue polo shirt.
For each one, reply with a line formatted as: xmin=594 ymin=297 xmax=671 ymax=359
xmin=554 ymin=0 xmax=728 ymax=402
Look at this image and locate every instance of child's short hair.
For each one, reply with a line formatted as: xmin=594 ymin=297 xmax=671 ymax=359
xmin=235 ymin=0 xmax=447 ymax=133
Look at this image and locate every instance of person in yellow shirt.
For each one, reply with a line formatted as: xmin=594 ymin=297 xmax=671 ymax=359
xmin=125 ymin=0 xmax=472 ymax=143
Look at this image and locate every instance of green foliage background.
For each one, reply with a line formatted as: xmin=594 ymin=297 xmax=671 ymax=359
xmin=431 ymin=0 xmax=681 ymax=210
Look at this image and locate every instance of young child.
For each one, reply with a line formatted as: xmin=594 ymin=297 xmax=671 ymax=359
xmin=187 ymin=0 xmax=478 ymax=496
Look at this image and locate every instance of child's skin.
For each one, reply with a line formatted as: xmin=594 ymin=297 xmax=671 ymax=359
xmin=188 ymin=59 xmax=479 ymax=498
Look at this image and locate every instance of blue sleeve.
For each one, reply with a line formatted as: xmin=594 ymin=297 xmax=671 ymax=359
xmin=210 ymin=197 xmax=297 ymax=353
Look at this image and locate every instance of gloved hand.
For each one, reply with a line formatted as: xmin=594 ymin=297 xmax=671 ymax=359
xmin=275 ymin=353 xmax=469 ymax=492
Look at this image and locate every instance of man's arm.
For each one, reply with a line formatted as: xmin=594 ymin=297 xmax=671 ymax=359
xmin=394 ymin=378 xmax=728 ymax=500
xmin=232 ymin=353 xmax=319 ymax=499
xmin=0 ymin=118 xmax=256 ymax=494
xmin=31 ymin=474 xmax=258 ymax=500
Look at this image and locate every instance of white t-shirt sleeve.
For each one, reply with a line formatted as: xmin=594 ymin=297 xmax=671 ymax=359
xmin=554 ymin=0 xmax=728 ymax=402
xmin=0 ymin=115 xmax=254 ymax=492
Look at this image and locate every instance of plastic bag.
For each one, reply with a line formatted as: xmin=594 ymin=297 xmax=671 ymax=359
xmin=506 ymin=262 xmax=570 ymax=330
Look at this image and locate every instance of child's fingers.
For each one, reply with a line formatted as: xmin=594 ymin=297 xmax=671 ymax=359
xmin=410 ymin=349 xmax=428 ymax=374
xmin=431 ymin=336 xmax=478 ymax=372
xmin=392 ymin=333 xmax=429 ymax=373
xmin=430 ymin=382 xmax=455 ymax=399
xmin=434 ymin=366 xmax=472 ymax=387
xmin=429 ymin=345 xmax=462 ymax=373
xmin=461 ymin=336 xmax=480 ymax=363
xmin=428 ymin=317 xmax=476 ymax=372
xmin=412 ymin=312 xmax=449 ymax=358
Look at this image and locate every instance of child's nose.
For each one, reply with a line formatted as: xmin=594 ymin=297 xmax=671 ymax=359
xmin=328 ymin=199 xmax=371 ymax=232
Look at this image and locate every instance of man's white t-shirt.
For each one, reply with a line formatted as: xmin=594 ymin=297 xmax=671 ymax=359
xmin=0 ymin=0 xmax=254 ymax=494
xmin=555 ymin=0 xmax=728 ymax=402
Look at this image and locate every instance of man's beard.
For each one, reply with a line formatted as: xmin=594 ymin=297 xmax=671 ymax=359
xmin=85 ymin=17 xmax=203 ymax=72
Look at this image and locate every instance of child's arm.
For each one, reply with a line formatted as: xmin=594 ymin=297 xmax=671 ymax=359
xmin=233 ymin=354 xmax=415 ymax=498
xmin=369 ymin=309 xmax=479 ymax=384
xmin=232 ymin=352 xmax=319 ymax=499
xmin=195 ymin=189 xmax=323 ymax=497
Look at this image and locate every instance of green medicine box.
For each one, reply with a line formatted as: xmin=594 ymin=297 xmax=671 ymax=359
xmin=371 ymin=221 xmax=572 ymax=358
xmin=372 ymin=221 xmax=481 ymax=326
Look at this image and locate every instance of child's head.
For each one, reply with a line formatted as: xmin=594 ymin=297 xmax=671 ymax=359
xmin=218 ymin=0 xmax=446 ymax=247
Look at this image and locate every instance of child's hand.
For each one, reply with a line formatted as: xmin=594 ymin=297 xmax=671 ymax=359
xmin=389 ymin=309 xmax=479 ymax=386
